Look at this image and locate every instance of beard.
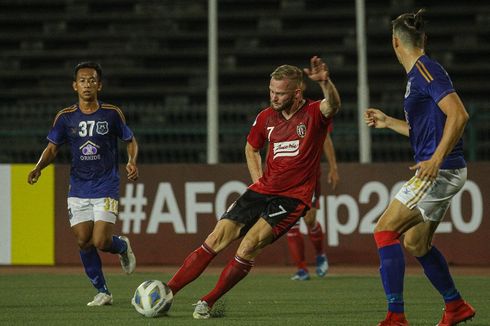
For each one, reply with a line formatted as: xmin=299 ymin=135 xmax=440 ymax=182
xmin=270 ymin=96 xmax=295 ymax=112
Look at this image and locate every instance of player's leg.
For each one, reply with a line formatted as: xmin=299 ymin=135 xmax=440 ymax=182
xmin=374 ymin=198 xmax=422 ymax=325
xmin=168 ymin=189 xmax=264 ymax=296
xmin=405 ymin=221 xmax=475 ymax=326
xmin=167 ymin=219 xmax=243 ymax=295
xmin=73 ymin=221 xmax=111 ymax=295
xmin=194 ymin=195 xmax=306 ymax=319
xmin=92 ymin=197 xmax=135 ymax=274
xmin=405 ymin=220 xmax=466 ymax=304
xmin=405 ymin=168 xmax=475 ymax=325
xmin=287 ymin=220 xmax=309 ymax=280
xmin=194 ymin=218 xmax=274 ymax=319
xmin=69 ymin=197 xmax=113 ymax=306
xmin=303 ymin=208 xmax=328 ymax=277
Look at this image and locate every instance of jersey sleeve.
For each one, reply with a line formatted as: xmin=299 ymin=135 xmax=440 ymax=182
xmin=246 ymin=110 xmax=267 ymax=149
xmin=114 ymin=109 xmax=134 ymax=141
xmin=426 ymin=62 xmax=455 ymax=104
xmin=47 ymin=113 xmax=67 ymax=145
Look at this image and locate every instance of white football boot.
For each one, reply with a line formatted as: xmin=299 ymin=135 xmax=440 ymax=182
xmin=118 ymin=236 xmax=136 ymax=274
xmin=87 ymin=292 xmax=113 ymax=306
xmin=193 ymin=300 xmax=211 ymax=319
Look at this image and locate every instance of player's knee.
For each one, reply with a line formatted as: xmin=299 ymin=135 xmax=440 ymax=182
xmin=92 ymin=237 xmax=111 ymax=251
xmin=303 ymin=214 xmax=316 ymax=228
xmin=204 ymin=231 xmax=222 ymax=250
xmin=237 ymin=238 xmax=260 ymax=259
xmin=76 ymin=238 xmax=91 ymax=250
xmin=403 ymin=237 xmax=429 ymax=257
xmin=373 ymin=223 xmax=387 ymax=234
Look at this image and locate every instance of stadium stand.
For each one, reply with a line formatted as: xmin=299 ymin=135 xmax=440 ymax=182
xmin=0 ymin=0 xmax=489 ymax=163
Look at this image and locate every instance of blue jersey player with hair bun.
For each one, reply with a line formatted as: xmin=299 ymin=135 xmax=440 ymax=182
xmin=28 ymin=61 xmax=139 ymax=307
xmin=364 ymin=9 xmax=476 ymax=326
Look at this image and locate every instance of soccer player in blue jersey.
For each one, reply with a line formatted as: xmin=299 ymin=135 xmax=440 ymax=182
xmin=27 ymin=62 xmax=138 ymax=306
xmin=364 ymin=9 xmax=475 ymax=326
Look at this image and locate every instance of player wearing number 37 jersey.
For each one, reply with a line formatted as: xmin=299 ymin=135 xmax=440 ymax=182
xmin=27 ymin=62 xmax=138 ymax=307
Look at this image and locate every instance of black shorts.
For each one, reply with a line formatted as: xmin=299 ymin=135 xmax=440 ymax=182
xmin=221 ymin=189 xmax=308 ymax=241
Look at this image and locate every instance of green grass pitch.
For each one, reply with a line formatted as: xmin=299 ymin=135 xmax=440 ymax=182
xmin=0 ymin=270 xmax=488 ymax=325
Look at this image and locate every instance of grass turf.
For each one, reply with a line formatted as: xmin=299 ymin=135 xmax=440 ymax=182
xmin=0 ymin=271 xmax=488 ymax=325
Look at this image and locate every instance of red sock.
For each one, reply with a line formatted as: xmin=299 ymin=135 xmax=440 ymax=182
xmin=307 ymin=221 xmax=324 ymax=256
xmin=287 ymin=226 xmax=307 ymax=270
xmin=201 ymin=256 xmax=253 ymax=307
xmin=167 ymin=243 xmax=216 ymax=295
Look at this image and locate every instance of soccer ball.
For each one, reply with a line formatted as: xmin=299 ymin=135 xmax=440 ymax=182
xmin=132 ymin=280 xmax=173 ymax=317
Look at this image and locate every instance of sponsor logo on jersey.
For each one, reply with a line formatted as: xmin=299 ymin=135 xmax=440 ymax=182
xmin=79 ymin=140 xmax=101 ymax=160
xmin=96 ymin=121 xmax=109 ymax=135
xmin=296 ymin=123 xmax=306 ymax=138
xmin=273 ymin=140 xmax=299 ymax=159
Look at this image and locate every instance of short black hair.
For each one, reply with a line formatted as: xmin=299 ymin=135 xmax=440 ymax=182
xmin=73 ymin=61 xmax=103 ymax=81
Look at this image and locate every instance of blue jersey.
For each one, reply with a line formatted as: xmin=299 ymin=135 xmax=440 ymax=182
xmin=47 ymin=102 xmax=134 ymax=199
xmin=404 ymin=55 xmax=465 ymax=169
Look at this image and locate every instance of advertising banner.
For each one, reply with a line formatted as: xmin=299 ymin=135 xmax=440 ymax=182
xmin=0 ymin=164 xmax=55 ymax=265
xmin=55 ymin=163 xmax=489 ymax=266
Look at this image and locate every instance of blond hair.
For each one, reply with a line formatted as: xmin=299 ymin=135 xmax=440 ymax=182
xmin=270 ymin=65 xmax=304 ymax=90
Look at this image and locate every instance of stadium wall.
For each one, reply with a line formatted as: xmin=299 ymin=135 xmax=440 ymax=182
xmin=52 ymin=163 xmax=490 ymax=267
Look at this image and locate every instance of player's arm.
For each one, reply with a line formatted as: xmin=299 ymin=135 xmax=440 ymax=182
xmin=323 ymin=133 xmax=339 ymax=190
xmin=318 ymin=79 xmax=341 ymax=119
xmin=410 ymin=92 xmax=469 ymax=180
xmin=245 ymin=142 xmax=262 ymax=183
xmin=364 ymin=108 xmax=409 ymax=136
xmin=304 ymin=56 xmax=341 ymax=118
xmin=126 ymin=136 xmax=139 ymax=181
xmin=27 ymin=142 xmax=59 ymax=185
xmin=432 ymin=93 xmax=469 ymax=161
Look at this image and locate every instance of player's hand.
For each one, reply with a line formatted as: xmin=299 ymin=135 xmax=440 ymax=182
xmin=27 ymin=168 xmax=41 ymax=185
xmin=409 ymin=157 xmax=441 ymax=181
xmin=327 ymin=168 xmax=339 ymax=190
xmin=364 ymin=108 xmax=388 ymax=129
xmin=304 ymin=56 xmax=329 ymax=83
xmin=126 ymin=163 xmax=139 ymax=181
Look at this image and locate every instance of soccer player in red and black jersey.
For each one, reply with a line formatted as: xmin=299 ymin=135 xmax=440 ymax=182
xmin=165 ymin=56 xmax=341 ymax=319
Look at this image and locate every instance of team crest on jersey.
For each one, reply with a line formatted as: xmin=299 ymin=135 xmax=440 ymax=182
xmin=96 ymin=121 xmax=109 ymax=135
xmin=296 ymin=123 xmax=306 ymax=138
xmin=405 ymin=80 xmax=411 ymax=98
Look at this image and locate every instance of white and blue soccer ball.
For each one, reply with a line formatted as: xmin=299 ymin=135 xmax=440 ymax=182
xmin=132 ymin=280 xmax=173 ymax=317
